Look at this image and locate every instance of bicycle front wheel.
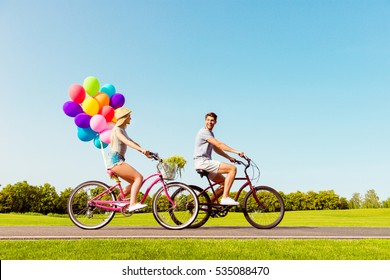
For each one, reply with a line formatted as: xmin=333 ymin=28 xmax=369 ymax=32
xmin=243 ymin=186 xmax=285 ymax=229
xmin=67 ymin=181 xmax=116 ymax=230
xmin=152 ymin=182 xmax=199 ymax=230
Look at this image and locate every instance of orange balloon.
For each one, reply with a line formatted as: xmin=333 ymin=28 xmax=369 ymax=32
xmin=94 ymin=92 xmax=110 ymax=108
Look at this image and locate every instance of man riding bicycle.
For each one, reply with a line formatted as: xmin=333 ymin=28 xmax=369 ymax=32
xmin=193 ymin=112 xmax=245 ymax=206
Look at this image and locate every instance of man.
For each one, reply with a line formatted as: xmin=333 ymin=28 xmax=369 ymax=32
xmin=193 ymin=112 xmax=245 ymax=205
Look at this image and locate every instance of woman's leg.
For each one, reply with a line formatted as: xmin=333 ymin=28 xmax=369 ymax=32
xmin=111 ymin=163 xmax=143 ymax=206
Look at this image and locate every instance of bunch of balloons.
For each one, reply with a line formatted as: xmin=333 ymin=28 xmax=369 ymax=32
xmin=63 ymin=76 xmax=126 ymax=149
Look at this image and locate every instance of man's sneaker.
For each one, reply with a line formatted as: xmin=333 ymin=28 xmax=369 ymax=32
xmin=200 ymin=205 xmax=210 ymax=211
xmin=128 ymin=203 xmax=147 ymax=212
xmin=220 ymin=197 xmax=239 ymax=206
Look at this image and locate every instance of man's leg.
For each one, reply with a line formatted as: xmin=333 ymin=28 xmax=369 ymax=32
xmin=216 ymin=162 xmax=237 ymax=199
xmin=210 ymin=174 xmax=225 ymax=202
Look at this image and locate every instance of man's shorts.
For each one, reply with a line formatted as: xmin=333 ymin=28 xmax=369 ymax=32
xmin=194 ymin=158 xmax=221 ymax=180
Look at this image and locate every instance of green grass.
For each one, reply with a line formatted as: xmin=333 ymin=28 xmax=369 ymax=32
xmin=1 ymin=208 xmax=390 ymax=227
xmin=1 ymin=209 xmax=389 ymax=260
xmin=0 ymin=239 xmax=389 ymax=260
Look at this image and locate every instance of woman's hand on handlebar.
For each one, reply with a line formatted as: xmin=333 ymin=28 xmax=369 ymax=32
xmin=148 ymin=152 xmax=160 ymax=161
xmin=141 ymin=149 xmax=152 ymax=158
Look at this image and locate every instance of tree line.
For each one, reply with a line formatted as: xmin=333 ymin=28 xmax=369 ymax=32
xmin=0 ymin=181 xmax=389 ymax=215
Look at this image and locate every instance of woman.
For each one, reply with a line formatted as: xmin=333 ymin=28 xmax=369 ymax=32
xmin=109 ymin=107 xmax=151 ymax=212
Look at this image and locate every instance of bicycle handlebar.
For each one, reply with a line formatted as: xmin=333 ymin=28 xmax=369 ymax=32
xmin=235 ymin=154 xmax=251 ymax=166
xmin=149 ymin=152 xmax=161 ymax=162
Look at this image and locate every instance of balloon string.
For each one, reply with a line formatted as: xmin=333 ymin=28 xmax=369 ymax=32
xmin=99 ymin=137 xmax=108 ymax=170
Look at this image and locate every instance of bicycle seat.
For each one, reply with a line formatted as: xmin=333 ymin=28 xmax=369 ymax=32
xmin=196 ymin=169 xmax=209 ymax=178
xmin=107 ymin=169 xmax=116 ymax=176
xmin=107 ymin=169 xmax=120 ymax=182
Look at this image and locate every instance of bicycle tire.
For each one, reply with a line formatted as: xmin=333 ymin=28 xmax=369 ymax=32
xmin=242 ymin=186 xmax=285 ymax=229
xmin=67 ymin=180 xmax=116 ymax=230
xmin=152 ymin=182 xmax=199 ymax=230
xmin=187 ymin=185 xmax=211 ymax=228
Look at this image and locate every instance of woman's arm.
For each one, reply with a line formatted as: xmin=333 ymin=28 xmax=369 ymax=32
xmin=116 ymin=129 xmax=149 ymax=155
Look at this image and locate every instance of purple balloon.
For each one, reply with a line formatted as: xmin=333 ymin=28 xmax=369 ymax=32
xmin=63 ymin=101 xmax=83 ymax=117
xmin=110 ymin=93 xmax=125 ymax=109
xmin=74 ymin=113 xmax=91 ymax=128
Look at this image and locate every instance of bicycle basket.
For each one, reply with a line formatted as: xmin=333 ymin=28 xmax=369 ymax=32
xmin=158 ymin=162 xmax=178 ymax=180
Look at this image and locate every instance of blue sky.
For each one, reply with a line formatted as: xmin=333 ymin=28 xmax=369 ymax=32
xmin=1 ymin=0 xmax=389 ymax=201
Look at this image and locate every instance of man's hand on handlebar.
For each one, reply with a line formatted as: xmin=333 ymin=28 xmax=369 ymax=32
xmin=229 ymin=157 xmax=236 ymax=163
xmin=238 ymin=152 xmax=245 ymax=158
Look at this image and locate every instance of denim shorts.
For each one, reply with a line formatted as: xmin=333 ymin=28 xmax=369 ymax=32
xmin=109 ymin=152 xmax=125 ymax=168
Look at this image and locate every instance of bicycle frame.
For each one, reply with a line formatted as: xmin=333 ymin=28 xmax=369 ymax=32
xmin=197 ymin=158 xmax=264 ymax=207
xmin=88 ymin=172 xmax=176 ymax=212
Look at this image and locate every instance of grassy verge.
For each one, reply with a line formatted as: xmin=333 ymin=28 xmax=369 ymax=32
xmin=1 ymin=208 xmax=390 ymax=227
xmin=1 ymin=209 xmax=389 ymax=260
xmin=1 ymin=239 xmax=389 ymax=260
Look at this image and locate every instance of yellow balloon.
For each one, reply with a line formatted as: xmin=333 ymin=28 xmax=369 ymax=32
xmin=82 ymin=98 xmax=99 ymax=116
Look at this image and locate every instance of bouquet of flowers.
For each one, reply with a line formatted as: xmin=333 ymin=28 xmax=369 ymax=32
xmin=159 ymin=155 xmax=187 ymax=180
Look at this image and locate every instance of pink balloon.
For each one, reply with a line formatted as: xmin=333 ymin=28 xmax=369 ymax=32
xmin=105 ymin=122 xmax=115 ymax=130
xmin=100 ymin=129 xmax=112 ymax=144
xmin=90 ymin=114 xmax=107 ymax=133
xmin=68 ymin=84 xmax=86 ymax=104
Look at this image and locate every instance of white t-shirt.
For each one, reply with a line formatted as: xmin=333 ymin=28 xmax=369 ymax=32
xmin=110 ymin=126 xmax=131 ymax=155
xmin=193 ymin=127 xmax=214 ymax=160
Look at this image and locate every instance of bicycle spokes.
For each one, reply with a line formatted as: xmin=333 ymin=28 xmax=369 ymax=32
xmin=243 ymin=186 xmax=285 ymax=229
xmin=68 ymin=181 xmax=116 ymax=230
xmin=152 ymin=183 xmax=199 ymax=230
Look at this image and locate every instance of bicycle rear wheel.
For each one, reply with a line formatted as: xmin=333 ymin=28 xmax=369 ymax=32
xmin=152 ymin=182 xmax=199 ymax=230
xmin=187 ymin=185 xmax=211 ymax=228
xmin=67 ymin=181 xmax=116 ymax=230
xmin=243 ymin=186 xmax=285 ymax=229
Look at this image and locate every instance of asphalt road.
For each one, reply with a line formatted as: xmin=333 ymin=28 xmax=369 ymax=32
xmin=1 ymin=226 xmax=390 ymax=240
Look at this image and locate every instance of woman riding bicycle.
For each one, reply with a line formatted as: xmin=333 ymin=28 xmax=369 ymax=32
xmin=193 ymin=112 xmax=245 ymax=206
xmin=109 ymin=107 xmax=152 ymax=212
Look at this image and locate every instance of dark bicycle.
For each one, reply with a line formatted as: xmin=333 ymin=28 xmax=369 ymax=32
xmin=187 ymin=155 xmax=285 ymax=229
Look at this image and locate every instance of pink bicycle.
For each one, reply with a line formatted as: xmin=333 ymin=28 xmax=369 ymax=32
xmin=67 ymin=153 xmax=199 ymax=230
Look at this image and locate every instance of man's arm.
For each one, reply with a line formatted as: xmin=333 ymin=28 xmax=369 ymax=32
xmin=208 ymin=137 xmax=244 ymax=160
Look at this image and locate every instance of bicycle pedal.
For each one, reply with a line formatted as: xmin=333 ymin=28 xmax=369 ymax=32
xmin=210 ymin=211 xmax=218 ymax=218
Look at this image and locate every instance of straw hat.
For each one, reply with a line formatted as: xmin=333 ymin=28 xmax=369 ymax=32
xmin=115 ymin=107 xmax=131 ymax=126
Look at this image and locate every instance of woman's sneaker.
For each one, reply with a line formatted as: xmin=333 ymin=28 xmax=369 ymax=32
xmin=220 ymin=197 xmax=239 ymax=206
xmin=128 ymin=203 xmax=147 ymax=212
xmin=112 ymin=201 xmax=128 ymax=207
